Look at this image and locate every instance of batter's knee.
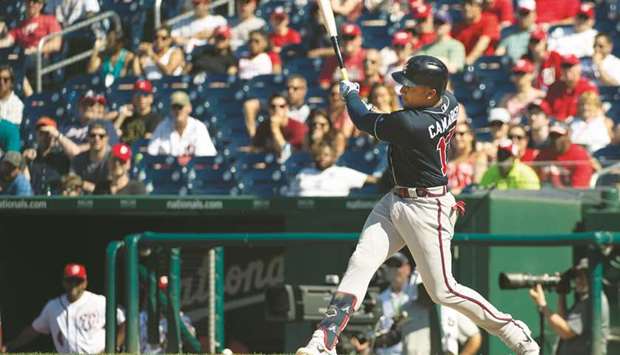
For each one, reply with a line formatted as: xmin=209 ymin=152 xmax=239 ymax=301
xmin=424 ymin=285 xmax=456 ymax=306
xmin=348 ymin=248 xmax=379 ymax=274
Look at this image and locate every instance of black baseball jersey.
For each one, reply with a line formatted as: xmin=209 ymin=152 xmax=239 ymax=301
xmin=371 ymin=92 xmax=459 ymax=187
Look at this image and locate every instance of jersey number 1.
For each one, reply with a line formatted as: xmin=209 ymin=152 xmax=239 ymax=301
xmin=436 ymin=130 xmax=455 ymax=176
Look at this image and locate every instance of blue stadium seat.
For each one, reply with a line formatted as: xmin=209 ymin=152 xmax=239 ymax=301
xmin=284 ymin=151 xmax=313 ymax=178
xmin=102 ymin=0 xmax=148 ymax=50
xmin=139 ymin=155 xmax=190 ymax=195
xmin=187 ymin=156 xmax=237 ymax=195
xmin=233 ymin=151 xmax=280 ymax=171
xmin=236 ymin=166 xmax=287 ymax=197
xmin=337 ymin=142 xmax=388 ymax=175
xmin=283 ymin=58 xmax=323 ymax=85
xmin=256 ymin=0 xmax=291 ymax=19
xmin=241 ymin=74 xmax=287 ymax=100
xmin=63 ymin=74 xmax=106 ymax=95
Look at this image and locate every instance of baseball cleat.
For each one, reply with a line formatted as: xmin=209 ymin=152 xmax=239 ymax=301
xmin=296 ymin=330 xmax=337 ymax=355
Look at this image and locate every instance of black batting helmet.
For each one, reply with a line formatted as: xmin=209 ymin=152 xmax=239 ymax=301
xmin=391 ymin=55 xmax=449 ymax=94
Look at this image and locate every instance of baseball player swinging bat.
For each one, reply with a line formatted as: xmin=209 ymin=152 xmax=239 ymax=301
xmin=316 ymin=0 xmax=349 ymax=81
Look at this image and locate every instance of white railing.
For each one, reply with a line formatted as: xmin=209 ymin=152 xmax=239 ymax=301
xmin=36 ymin=11 xmax=122 ymax=93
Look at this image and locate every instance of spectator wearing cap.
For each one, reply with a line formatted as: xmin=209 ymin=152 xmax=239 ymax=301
xmin=319 ymin=23 xmax=366 ymax=88
xmin=0 ymin=151 xmax=32 ymax=196
xmin=479 ymin=140 xmax=540 ymax=189
xmin=499 ymin=59 xmax=545 ymax=120
xmin=230 ymin=0 xmax=266 ymax=51
xmin=535 ymin=121 xmax=593 ymax=188
xmin=286 ymin=141 xmax=377 ymax=196
xmin=548 ymin=3 xmax=598 ymax=58
xmin=383 ymin=31 xmax=415 ymax=87
xmin=63 ymin=91 xmax=119 ymax=149
xmin=269 ymin=7 xmax=301 ymax=53
xmin=374 ymin=252 xmax=415 ymax=355
xmin=417 ymin=10 xmax=465 ymax=73
xmin=116 ymin=80 xmax=163 ymax=145
xmin=0 ymin=65 xmax=24 ymax=126
xmin=410 ymin=2 xmax=436 ymax=48
xmin=87 ymin=29 xmax=135 ymax=81
xmin=171 ymin=0 xmax=227 ymax=54
xmin=238 ymin=29 xmax=275 ymax=80
xmin=569 ymin=91 xmax=614 ymax=153
xmin=523 ymin=28 xmax=563 ymax=91
xmin=94 ymin=143 xmax=146 ymax=195
xmin=482 ymin=0 xmax=514 ymax=28
xmin=508 ymin=124 xmax=539 ymax=162
xmin=590 ymin=32 xmax=620 ymax=86
xmin=251 ymin=94 xmax=308 ymax=155
xmin=534 ymin=0 xmax=580 ymax=25
xmin=70 ymin=122 xmax=112 ymax=193
xmin=542 ymin=54 xmax=597 ymax=121
xmin=0 ymin=0 xmax=62 ymax=88
xmin=2 ymin=263 xmax=126 ymax=353
xmin=189 ymin=25 xmax=237 ymax=76
xmin=447 ymin=122 xmax=487 ymax=195
xmin=133 ymin=26 xmax=185 ymax=81
xmin=495 ymin=0 xmax=537 ymax=63
xmin=452 ymin=0 xmax=500 ymax=65
xmin=148 ymin=91 xmax=217 ymax=157
xmin=0 ymin=119 xmax=20 ymax=155
xmin=594 ymin=123 xmax=620 ymax=167
xmin=480 ymin=107 xmax=511 ymax=161
xmin=526 ymin=101 xmax=551 ymax=149
xmin=22 ymin=117 xmax=76 ymax=195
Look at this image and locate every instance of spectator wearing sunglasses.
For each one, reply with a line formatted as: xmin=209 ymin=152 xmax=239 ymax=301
xmin=189 ymin=25 xmax=237 ymax=76
xmin=63 ymin=91 xmax=119 ymax=151
xmin=171 ymin=0 xmax=227 ymax=54
xmin=319 ymin=23 xmax=366 ymax=88
xmin=417 ymin=10 xmax=465 ymax=73
xmin=498 ymin=59 xmax=544 ymax=120
xmin=0 ymin=65 xmax=23 ymax=126
xmin=304 ymin=109 xmax=346 ymax=158
xmin=133 ymin=26 xmax=185 ymax=81
xmin=251 ymin=94 xmax=308 ymax=155
xmin=94 ymin=143 xmax=146 ymax=195
xmin=116 ymin=79 xmax=163 ymax=145
xmin=508 ymin=124 xmax=539 ymax=163
xmin=69 ymin=122 xmax=112 ymax=193
xmin=148 ymin=91 xmax=216 ymax=157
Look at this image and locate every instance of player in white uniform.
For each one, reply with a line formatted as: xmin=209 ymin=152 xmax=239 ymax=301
xmin=2 ymin=263 xmax=125 ymax=353
xmin=296 ymin=56 xmax=540 ymax=355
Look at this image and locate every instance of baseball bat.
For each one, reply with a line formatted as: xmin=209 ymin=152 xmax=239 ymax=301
xmin=316 ymin=0 xmax=349 ymax=81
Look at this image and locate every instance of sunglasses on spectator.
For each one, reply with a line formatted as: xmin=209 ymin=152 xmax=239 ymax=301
xmin=455 ymin=130 xmax=469 ymax=136
xmin=89 ymin=132 xmax=107 ymax=139
xmin=518 ymin=9 xmax=531 ymax=17
xmin=394 ymin=44 xmax=406 ymax=50
xmin=489 ymin=121 xmax=505 ymax=127
xmin=312 ymin=122 xmax=328 ymax=127
xmin=288 ymin=85 xmax=305 ymax=91
xmin=343 ymin=35 xmax=357 ymax=41
xmin=0 ymin=75 xmax=12 ymax=83
xmin=250 ymin=37 xmax=263 ymax=43
xmin=156 ymin=34 xmax=170 ymax=40
xmin=171 ymin=103 xmax=185 ymax=111
xmin=64 ymin=277 xmax=85 ymax=285
xmin=270 ymin=103 xmax=287 ymax=109
xmin=509 ymin=134 xmax=526 ymax=140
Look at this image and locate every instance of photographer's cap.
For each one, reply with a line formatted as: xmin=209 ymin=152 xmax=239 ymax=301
xmin=385 ymin=252 xmax=409 ymax=267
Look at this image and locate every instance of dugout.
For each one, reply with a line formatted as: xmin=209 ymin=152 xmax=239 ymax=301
xmin=0 ymin=189 xmax=617 ymax=354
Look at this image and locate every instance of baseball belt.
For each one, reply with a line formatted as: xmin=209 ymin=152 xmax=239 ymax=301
xmin=393 ymin=185 xmax=448 ymax=198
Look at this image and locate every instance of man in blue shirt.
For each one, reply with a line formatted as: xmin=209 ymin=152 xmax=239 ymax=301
xmin=0 ymin=151 xmax=32 ymax=196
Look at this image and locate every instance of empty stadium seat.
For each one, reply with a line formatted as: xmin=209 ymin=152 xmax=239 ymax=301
xmin=337 ymin=142 xmax=388 ymax=175
xmin=236 ymin=166 xmax=287 ymax=197
xmin=139 ymin=154 xmax=190 ymax=195
xmin=187 ymin=156 xmax=237 ymax=195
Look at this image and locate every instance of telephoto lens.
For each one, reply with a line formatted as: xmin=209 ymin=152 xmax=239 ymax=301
xmin=499 ymin=272 xmax=561 ymax=289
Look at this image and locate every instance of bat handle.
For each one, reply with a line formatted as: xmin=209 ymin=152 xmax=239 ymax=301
xmin=340 ymin=67 xmax=349 ymax=81
xmin=330 ymin=36 xmax=349 ymax=82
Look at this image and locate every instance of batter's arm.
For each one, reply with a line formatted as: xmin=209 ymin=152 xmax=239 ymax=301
xmin=345 ymin=92 xmax=413 ymax=145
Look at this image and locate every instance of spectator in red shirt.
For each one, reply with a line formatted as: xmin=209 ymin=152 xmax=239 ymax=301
xmin=319 ymin=23 xmax=366 ymax=88
xmin=542 ymin=54 xmax=597 ymax=121
xmin=524 ymin=28 xmax=563 ymax=91
xmin=508 ymin=124 xmax=539 ymax=163
xmin=534 ymin=0 xmax=581 ymax=25
xmin=268 ymin=6 xmax=301 ymax=53
xmin=251 ymin=94 xmax=308 ymax=154
xmin=483 ymin=0 xmax=514 ymax=28
xmin=535 ymin=121 xmax=593 ymax=188
xmin=409 ymin=2 xmax=436 ymax=48
xmin=452 ymin=0 xmax=500 ymax=65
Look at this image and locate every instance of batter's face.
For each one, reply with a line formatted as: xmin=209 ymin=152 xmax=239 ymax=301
xmin=399 ymin=85 xmax=439 ymax=108
xmin=63 ymin=277 xmax=87 ymax=302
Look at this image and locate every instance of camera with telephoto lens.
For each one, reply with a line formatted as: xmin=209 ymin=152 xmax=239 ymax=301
xmin=499 ymin=272 xmax=563 ymax=290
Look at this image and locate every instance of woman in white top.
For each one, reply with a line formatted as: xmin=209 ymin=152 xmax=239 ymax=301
xmin=570 ymin=91 xmax=614 ymax=153
xmin=238 ymin=30 xmax=273 ymax=80
xmin=133 ymin=26 xmax=185 ymax=80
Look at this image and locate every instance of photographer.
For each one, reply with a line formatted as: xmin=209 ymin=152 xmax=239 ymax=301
xmin=528 ymin=258 xmax=610 ymax=355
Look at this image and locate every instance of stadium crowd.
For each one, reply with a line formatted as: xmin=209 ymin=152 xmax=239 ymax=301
xmin=0 ymin=0 xmax=619 ymax=197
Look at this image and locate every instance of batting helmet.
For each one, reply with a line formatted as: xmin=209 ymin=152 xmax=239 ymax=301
xmin=391 ymin=55 xmax=449 ymax=94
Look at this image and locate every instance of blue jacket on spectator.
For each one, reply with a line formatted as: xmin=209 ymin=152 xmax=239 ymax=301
xmin=594 ymin=143 xmax=620 ymax=167
xmin=1 ymin=173 xmax=33 ymax=196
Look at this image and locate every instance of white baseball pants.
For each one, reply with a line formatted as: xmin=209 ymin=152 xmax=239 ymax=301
xmin=337 ymin=192 xmax=535 ymax=350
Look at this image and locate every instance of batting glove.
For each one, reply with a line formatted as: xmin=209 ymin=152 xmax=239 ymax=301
xmin=339 ymin=80 xmax=360 ymax=100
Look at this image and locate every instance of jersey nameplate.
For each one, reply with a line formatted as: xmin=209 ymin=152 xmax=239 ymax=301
xmin=428 ymin=106 xmax=459 ymax=139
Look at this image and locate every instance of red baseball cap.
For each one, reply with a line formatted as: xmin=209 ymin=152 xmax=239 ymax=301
xmin=81 ymin=90 xmax=106 ymax=105
xmin=410 ymin=3 xmax=432 ymax=19
xmin=392 ymin=31 xmax=413 ymax=46
xmin=64 ymin=263 xmax=87 ymax=280
xmin=271 ymin=6 xmax=288 ymax=20
xmin=529 ymin=28 xmax=547 ymax=42
xmin=512 ymin=59 xmax=534 ymax=74
xmin=112 ymin=143 xmax=132 ymax=162
xmin=158 ymin=275 xmax=169 ymax=290
xmin=36 ymin=116 xmax=57 ymax=128
xmin=577 ymin=3 xmax=595 ymax=19
xmin=214 ymin=25 xmax=232 ymax=39
xmin=341 ymin=23 xmax=361 ymax=37
xmin=134 ymin=79 xmax=153 ymax=94
xmin=561 ymin=54 xmax=580 ymax=66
